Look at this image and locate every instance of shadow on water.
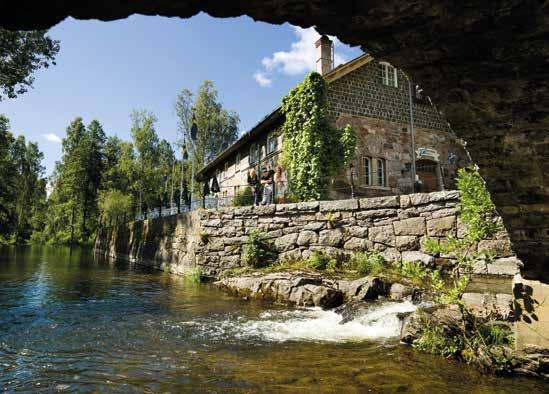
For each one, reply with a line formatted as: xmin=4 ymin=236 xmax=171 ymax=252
xmin=0 ymin=245 xmax=546 ymax=392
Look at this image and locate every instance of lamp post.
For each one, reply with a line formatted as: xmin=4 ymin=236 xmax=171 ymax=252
xmin=349 ymin=163 xmax=356 ymax=199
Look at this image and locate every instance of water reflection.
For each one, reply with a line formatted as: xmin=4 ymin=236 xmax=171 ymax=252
xmin=0 ymin=246 xmax=545 ymax=392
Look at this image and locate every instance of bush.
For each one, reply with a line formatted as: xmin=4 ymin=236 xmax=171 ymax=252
xmin=233 ymin=187 xmax=254 ymax=207
xmin=396 ymin=260 xmax=429 ymax=283
xmin=349 ymin=250 xmax=386 ymax=276
xmin=188 ymin=266 xmax=203 ymax=283
xmin=242 ymin=231 xmax=276 ymax=268
xmin=413 ymin=326 xmax=462 ymax=358
xmin=307 ymin=251 xmax=337 ymax=270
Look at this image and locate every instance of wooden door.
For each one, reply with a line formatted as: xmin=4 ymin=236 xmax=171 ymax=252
xmin=416 ymin=160 xmax=439 ymax=192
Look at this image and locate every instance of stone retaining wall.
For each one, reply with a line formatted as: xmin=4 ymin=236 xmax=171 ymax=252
xmin=95 ymin=190 xmax=520 ymax=280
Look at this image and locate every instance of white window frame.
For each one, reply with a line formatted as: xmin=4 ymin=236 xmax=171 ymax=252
xmin=249 ymin=144 xmax=258 ymax=164
xmin=267 ymin=135 xmax=278 ymax=154
xmin=377 ymin=158 xmax=386 ymax=187
xmin=363 ymin=157 xmax=372 ymax=186
xmin=380 ymin=62 xmax=398 ymax=88
xmin=235 ymin=153 xmax=241 ymax=172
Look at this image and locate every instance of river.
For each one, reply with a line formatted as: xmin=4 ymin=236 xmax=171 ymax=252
xmin=0 ymin=246 xmax=545 ymax=392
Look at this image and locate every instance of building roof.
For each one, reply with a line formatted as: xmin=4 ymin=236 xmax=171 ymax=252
xmin=196 ymin=53 xmax=373 ymax=179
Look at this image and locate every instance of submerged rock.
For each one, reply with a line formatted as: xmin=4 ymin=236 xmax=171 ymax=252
xmin=400 ymin=304 xmax=462 ymax=344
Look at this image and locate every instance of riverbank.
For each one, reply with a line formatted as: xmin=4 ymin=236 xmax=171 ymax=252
xmin=2 ymin=245 xmax=547 ymax=392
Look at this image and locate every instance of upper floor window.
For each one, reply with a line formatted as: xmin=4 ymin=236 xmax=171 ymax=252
xmin=224 ymin=162 xmax=229 ymax=179
xmin=377 ymin=158 xmax=386 ymax=187
xmin=364 ymin=157 xmax=372 ymax=186
xmin=380 ymin=62 xmax=398 ymax=88
xmin=235 ymin=153 xmax=241 ymax=171
xmin=249 ymin=144 xmax=258 ymax=164
xmin=267 ymin=135 xmax=278 ymax=154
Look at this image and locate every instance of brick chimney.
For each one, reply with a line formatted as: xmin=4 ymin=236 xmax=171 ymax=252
xmin=315 ymin=35 xmax=333 ymax=75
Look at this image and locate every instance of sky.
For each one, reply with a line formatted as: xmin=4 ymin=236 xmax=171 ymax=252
xmin=0 ymin=13 xmax=362 ymax=176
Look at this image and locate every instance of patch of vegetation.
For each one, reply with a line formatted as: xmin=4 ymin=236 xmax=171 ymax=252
xmin=413 ymin=326 xmax=462 ymax=358
xmin=413 ymin=314 xmax=514 ymax=371
xmin=280 ymin=72 xmax=356 ymax=201
xmin=242 ymin=231 xmax=277 ymax=268
xmin=324 ymin=212 xmax=339 ymax=229
xmin=306 ymin=251 xmax=337 ymax=270
xmin=187 ymin=266 xmax=203 ymax=283
xmin=348 ymin=250 xmax=386 ymax=276
xmin=232 ymin=186 xmax=254 ymax=207
xmin=198 ymin=231 xmax=210 ymax=244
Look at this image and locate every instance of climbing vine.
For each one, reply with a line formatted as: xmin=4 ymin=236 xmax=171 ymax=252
xmin=280 ymin=72 xmax=356 ymax=201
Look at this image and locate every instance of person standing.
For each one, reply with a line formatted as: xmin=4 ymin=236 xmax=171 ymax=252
xmin=247 ymin=168 xmax=260 ymax=206
xmin=260 ymin=167 xmax=274 ymax=205
xmin=274 ymin=165 xmax=287 ymax=203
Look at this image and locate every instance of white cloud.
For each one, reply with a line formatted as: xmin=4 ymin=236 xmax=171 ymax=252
xmin=262 ymin=27 xmax=347 ymax=76
xmin=253 ymin=71 xmax=272 ymax=88
xmin=44 ymin=133 xmax=62 ymax=143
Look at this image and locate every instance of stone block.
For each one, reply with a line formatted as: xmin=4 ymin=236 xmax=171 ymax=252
xmin=254 ymin=205 xmax=276 ymax=216
xmin=345 ymin=226 xmax=368 ymax=238
xmin=304 ymin=222 xmax=326 ymax=231
xmin=368 ymin=225 xmax=395 ymax=246
xmin=380 ymin=248 xmax=401 ymax=262
xmin=296 ymin=201 xmax=320 ymax=211
xmin=393 ymin=217 xmax=426 ymax=236
xmin=409 ymin=190 xmax=460 ymax=206
xmin=355 ymin=209 xmax=398 ymax=220
xmin=297 ymin=230 xmax=319 ymax=246
xmin=274 ymin=233 xmax=298 ymax=251
xmin=396 ymin=235 xmax=419 ymax=251
xmin=343 ymin=237 xmax=372 ymax=250
xmin=276 ymin=203 xmax=299 ymax=213
xmin=319 ymin=199 xmax=358 ymax=212
xmin=477 ymin=239 xmax=514 ymax=258
xmin=358 ymin=195 xmax=400 ymax=209
xmin=400 ymin=194 xmax=412 ymax=208
xmin=279 ymin=248 xmax=302 ymax=262
xmin=401 ymin=251 xmax=435 ymax=266
xmin=234 ymin=206 xmax=254 ymax=216
xmin=203 ymin=219 xmax=222 ymax=227
xmin=486 ymin=257 xmax=523 ymax=276
xmin=427 ymin=216 xmax=456 ymax=237
xmin=319 ymin=228 xmax=344 ymax=247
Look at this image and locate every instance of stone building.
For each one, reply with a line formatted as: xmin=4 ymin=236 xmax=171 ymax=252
xmin=197 ymin=36 xmax=469 ymax=204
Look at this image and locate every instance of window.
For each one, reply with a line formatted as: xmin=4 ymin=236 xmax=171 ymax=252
xmin=377 ymin=159 xmax=386 ymax=186
xmin=380 ymin=62 xmax=398 ymax=88
xmin=363 ymin=157 xmax=372 ymax=185
xmin=249 ymin=144 xmax=258 ymax=164
xmin=267 ymin=135 xmax=278 ymax=154
xmin=224 ymin=162 xmax=229 ymax=179
xmin=235 ymin=153 xmax=241 ymax=171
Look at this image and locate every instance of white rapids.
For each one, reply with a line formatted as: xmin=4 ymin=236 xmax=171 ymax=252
xmin=175 ymin=301 xmax=418 ymax=343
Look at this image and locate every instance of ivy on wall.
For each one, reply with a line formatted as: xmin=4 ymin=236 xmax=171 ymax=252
xmin=280 ymin=72 xmax=356 ymax=201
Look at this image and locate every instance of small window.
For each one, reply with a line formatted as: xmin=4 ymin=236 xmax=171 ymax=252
xmin=380 ymin=62 xmax=398 ymax=88
xmin=249 ymin=144 xmax=258 ymax=164
xmin=363 ymin=157 xmax=372 ymax=185
xmin=267 ymin=135 xmax=278 ymax=154
xmin=377 ymin=159 xmax=386 ymax=186
xmin=235 ymin=153 xmax=241 ymax=171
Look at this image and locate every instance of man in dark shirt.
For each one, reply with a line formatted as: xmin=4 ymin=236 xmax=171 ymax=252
xmin=260 ymin=167 xmax=274 ymax=205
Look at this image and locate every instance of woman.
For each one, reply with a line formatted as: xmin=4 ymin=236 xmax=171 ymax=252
xmin=274 ymin=165 xmax=287 ymax=203
xmin=247 ymin=168 xmax=260 ymax=206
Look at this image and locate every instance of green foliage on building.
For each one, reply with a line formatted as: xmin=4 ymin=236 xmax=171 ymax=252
xmin=280 ymin=72 xmax=356 ymax=201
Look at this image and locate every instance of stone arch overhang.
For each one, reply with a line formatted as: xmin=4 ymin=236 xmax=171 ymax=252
xmin=1 ymin=1 xmax=548 ymax=280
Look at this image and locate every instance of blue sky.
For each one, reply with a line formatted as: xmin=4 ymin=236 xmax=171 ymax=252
xmin=1 ymin=13 xmax=362 ymax=176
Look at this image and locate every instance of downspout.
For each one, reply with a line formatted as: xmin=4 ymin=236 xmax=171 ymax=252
xmin=406 ymin=74 xmax=417 ymax=192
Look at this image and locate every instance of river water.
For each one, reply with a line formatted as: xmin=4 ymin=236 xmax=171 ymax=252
xmin=0 ymin=246 xmax=546 ymax=393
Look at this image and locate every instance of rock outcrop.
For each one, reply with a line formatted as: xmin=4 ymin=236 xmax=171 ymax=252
xmin=215 ymin=271 xmax=393 ymax=309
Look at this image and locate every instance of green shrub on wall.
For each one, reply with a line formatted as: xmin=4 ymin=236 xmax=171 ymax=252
xmin=233 ymin=186 xmax=254 ymax=207
xmin=280 ymin=72 xmax=356 ymax=201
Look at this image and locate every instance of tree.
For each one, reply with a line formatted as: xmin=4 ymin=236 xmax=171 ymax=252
xmin=0 ymin=28 xmax=60 ymax=101
xmin=0 ymin=115 xmax=47 ymax=244
xmin=0 ymin=115 xmax=16 ymax=241
xmin=131 ymin=109 xmax=161 ymax=210
xmin=174 ymin=81 xmax=239 ymax=171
